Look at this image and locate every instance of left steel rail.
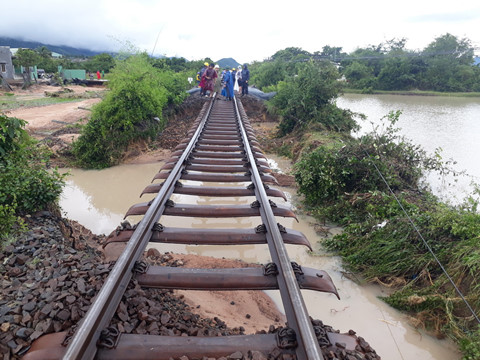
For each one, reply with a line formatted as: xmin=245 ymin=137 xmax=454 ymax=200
xmin=61 ymin=96 xmax=216 ymax=360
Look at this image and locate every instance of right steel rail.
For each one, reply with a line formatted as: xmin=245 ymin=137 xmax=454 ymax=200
xmin=233 ymin=97 xmax=323 ymax=360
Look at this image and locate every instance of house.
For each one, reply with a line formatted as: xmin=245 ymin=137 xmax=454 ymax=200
xmin=0 ymin=46 xmax=14 ymax=79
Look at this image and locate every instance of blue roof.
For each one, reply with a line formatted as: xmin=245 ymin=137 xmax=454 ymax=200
xmin=474 ymin=56 xmax=480 ymax=66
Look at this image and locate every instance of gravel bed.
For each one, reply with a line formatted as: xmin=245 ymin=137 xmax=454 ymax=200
xmin=1 ymin=212 xmax=380 ymax=360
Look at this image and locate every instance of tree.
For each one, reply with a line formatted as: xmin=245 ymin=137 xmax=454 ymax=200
xmin=82 ymin=53 xmax=116 ymax=73
xmin=271 ymin=47 xmax=311 ymax=62
xmin=250 ymin=60 xmax=287 ymax=91
xmin=421 ymin=33 xmax=475 ymax=91
xmin=270 ymin=61 xmax=356 ymax=135
xmin=342 ymin=61 xmax=376 ymax=89
xmin=314 ymin=45 xmax=347 ymax=63
xmin=12 ymin=48 xmax=41 ymax=86
xmin=376 ymin=52 xmax=417 ymax=90
xmin=35 ymin=46 xmax=52 ymax=58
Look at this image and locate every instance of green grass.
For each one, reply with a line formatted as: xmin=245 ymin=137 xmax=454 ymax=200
xmin=0 ymin=97 xmax=82 ymax=111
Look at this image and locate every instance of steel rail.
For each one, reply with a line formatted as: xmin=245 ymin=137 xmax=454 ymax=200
xmin=62 ymin=97 xmax=216 ymax=360
xmin=233 ymin=97 xmax=324 ymax=360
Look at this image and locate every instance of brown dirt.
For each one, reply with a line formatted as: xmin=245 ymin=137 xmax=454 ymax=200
xmin=167 ymin=254 xmax=286 ymax=334
xmin=2 ymin=84 xmax=102 ymax=137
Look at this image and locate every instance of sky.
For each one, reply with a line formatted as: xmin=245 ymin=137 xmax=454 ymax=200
xmin=2 ymin=0 xmax=480 ymax=64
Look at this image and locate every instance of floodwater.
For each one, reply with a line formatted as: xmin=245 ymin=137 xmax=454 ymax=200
xmin=59 ymin=153 xmax=461 ymax=359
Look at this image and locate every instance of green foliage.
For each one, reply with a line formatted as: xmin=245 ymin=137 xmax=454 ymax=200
xmin=340 ymin=34 xmax=479 ymax=92
xmin=460 ymin=327 xmax=480 ymax=360
xmin=0 ymin=203 xmax=23 ymax=243
xmin=342 ymin=61 xmax=377 ymax=90
xmin=72 ymin=52 xmax=186 ymax=168
xmin=294 ymin=111 xmax=434 ymax=207
xmin=269 ymin=61 xmax=356 ymax=135
xmin=12 ymin=48 xmax=41 ymax=69
xmin=250 ymin=60 xmax=287 ymax=91
xmin=0 ymin=115 xmax=65 ymax=240
xmin=151 ymin=57 xmax=214 ymax=79
xmin=81 ymin=53 xmax=116 ymax=73
xmin=0 ymin=116 xmax=27 ymax=156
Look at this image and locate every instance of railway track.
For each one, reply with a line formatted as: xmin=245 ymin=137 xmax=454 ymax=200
xmin=24 ymin=95 xmax=379 ymax=360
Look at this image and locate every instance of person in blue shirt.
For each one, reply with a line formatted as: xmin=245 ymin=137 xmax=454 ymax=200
xmin=220 ymin=69 xmax=227 ymax=97
xmin=241 ymin=64 xmax=250 ymax=96
xmin=223 ymin=68 xmax=233 ymax=101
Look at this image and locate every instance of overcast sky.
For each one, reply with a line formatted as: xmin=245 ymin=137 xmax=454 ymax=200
xmin=2 ymin=0 xmax=479 ymax=64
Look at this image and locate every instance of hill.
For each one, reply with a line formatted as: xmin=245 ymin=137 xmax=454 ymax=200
xmin=216 ymin=57 xmax=242 ymax=69
xmin=0 ymin=37 xmax=108 ymax=57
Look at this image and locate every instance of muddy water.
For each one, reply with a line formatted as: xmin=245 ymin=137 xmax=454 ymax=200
xmin=59 ymin=157 xmax=460 ymax=360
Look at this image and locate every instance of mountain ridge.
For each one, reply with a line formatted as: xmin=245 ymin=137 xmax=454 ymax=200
xmin=216 ymin=57 xmax=242 ymax=69
xmin=0 ymin=37 xmax=110 ymax=57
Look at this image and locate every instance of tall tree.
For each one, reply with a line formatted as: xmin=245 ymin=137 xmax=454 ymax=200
xmin=12 ymin=49 xmax=41 ymax=87
xmin=421 ymin=33 xmax=475 ymax=91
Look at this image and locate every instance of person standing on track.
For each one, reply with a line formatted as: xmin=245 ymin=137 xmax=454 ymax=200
xmin=231 ymin=68 xmax=237 ymax=92
xmin=198 ymin=62 xmax=209 ymax=96
xmin=241 ymin=63 xmax=250 ymax=96
xmin=223 ymin=67 xmax=233 ymax=100
xmin=235 ymin=65 xmax=242 ymax=94
xmin=203 ymin=63 xmax=217 ymax=98
xmin=214 ymin=64 xmax=221 ymax=93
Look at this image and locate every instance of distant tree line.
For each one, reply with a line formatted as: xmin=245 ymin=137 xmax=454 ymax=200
xmin=12 ymin=47 xmax=117 ymax=75
xmin=250 ymin=33 xmax=480 ymax=93
xmin=12 ymin=46 xmax=215 ymax=83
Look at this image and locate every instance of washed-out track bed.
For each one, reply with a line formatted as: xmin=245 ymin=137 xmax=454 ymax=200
xmin=23 ymin=95 xmax=380 ymax=360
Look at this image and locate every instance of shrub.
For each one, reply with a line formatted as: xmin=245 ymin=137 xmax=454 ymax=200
xmin=0 ymin=203 xmax=22 ymax=243
xmin=294 ymin=111 xmax=440 ymax=207
xmin=269 ymin=61 xmax=357 ymax=135
xmin=72 ymin=53 xmax=186 ymax=168
xmin=0 ymin=115 xmax=65 ymax=240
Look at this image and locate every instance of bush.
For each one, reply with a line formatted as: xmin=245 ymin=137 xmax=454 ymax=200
xmin=0 ymin=115 xmax=65 ymax=240
xmin=72 ymin=53 xmax=186 ymax=168
xmin=269 ymin=61 xmax=357 ymax=135
xmin=294 ymin=111 xmax=440 ymax=207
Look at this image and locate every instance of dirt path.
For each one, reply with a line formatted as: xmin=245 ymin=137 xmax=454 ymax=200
xmin=8 ymin=98 xmax=100 ymax=133
xmin=2 ymin=84 xmax=102 ymax=140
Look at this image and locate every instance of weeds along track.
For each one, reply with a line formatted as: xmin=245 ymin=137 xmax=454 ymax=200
xmin=23 ymin=95 xmax=379 ymax=360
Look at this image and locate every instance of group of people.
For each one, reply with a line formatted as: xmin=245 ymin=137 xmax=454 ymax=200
xmin=197 ymin=62 xmax=250 ymax=99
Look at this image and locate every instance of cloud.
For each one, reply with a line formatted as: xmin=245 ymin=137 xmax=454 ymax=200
xmin=1 ymin=0 xmax=479 ymax=62
xmin=408 ymin=9 xmax=480 ymax=23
